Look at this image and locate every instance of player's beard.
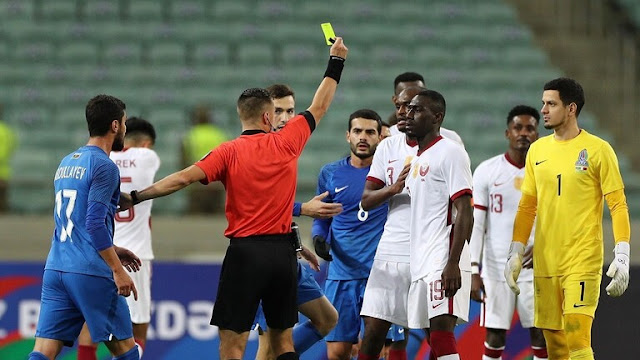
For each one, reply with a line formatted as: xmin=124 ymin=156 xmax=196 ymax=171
xmin=112 ymin=133 xmax=125 ymax=151
xmin=351 ymin=141 xmax=376 ymax=160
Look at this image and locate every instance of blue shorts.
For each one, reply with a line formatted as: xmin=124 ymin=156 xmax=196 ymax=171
xmin=325 ymin=278 xmax=368 ymax=343
xmin=35 ymin=270 xmax=133 ymax=346
xmin=253 ymin=262 xmax=324 ymax=332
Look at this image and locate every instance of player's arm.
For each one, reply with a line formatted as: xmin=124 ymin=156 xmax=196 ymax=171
xmin=361 ymin=163 xmax=411 ymax=210
xmin=297 ymin=192 xmax=343 ymax=219
xmin=443 ymin=193 xmax=473 ymax=298
xmin=469 ymin=165 xmax=489 ymax=302
xmin=311 ymin=167 xmax=333 ymax=261
xmin=306 ymin=38 xmax=348 ymax=123
xmin=604 ymin=189 xmax=631 ymax=297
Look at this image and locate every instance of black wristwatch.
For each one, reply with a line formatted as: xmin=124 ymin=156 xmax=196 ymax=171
xmin=130 ymin=190 xmax=140 ymax=205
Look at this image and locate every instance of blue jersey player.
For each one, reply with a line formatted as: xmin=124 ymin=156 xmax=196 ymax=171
xmin=29 ymin=95 xmax=142 ymax=360
xmin=312 ymin=109 xmax=390 ymax=360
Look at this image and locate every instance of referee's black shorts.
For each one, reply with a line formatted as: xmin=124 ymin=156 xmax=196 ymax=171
xmin=211 ymin=234 xmax=298 ymax=332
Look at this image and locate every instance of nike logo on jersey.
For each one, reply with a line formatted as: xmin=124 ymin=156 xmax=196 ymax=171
xmin=388 ymin=159 xmax=398 ymax=163
xmin=493 ymin=180 xmax=508 ymax=187
xmin=432 ymin=302 xmax=443 ymax=309
xmin=535 ymin=160 xmax=548 ymax=165
xmin=573 ymin=303 xmax=587 ymax=308
xmin=335 ymin=186 xmax=349 ymax=193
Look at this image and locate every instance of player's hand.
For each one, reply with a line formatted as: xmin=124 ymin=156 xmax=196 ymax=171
xmin=504 ymin=242 xmax=525 ymax=295
xmin=329 ymin=37 xmax=348 ymax=59
xmin=389 ymin=164 xmax=411 ymax=195
xmin=442 ymin=261 xmax=461 ymax=298
xmin=298 ymin=245 xmax=321 ymax=272
xmin=301 ymin=192 xmax=343 ymax=219
xmin=470 ymin=274 xmax=485 ymax=303
xmin=114 ymin=246 xmax=142 ymax=272
xmin=113 ymin=268 xmax=138 ymax=301
xmin=522 ymin=245 xmax=534 ymax=269
xmin=313 ymin=235 xmax=333 ymax=262
xmin=118 ymin=192 xmax=133 ymax=212
xmin=605 ymin=242 xmax=630 ymax=297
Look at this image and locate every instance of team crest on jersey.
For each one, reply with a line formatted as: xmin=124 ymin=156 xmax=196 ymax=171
xmin=575 ymin=149 xmax=589 ymax=172
xmin=514 ymin=176 xmax=523 ymax=190
xmin=71 ymin=153 xmax=81 ymax=159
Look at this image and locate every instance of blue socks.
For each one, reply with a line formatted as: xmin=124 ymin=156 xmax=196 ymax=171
xmin=28 ymin=352 xmax=49 ymax=360
xmin=292 ymin=321 xmax=324 ymax=354
xmin=113 ymin=345 xmax=140 ymax=360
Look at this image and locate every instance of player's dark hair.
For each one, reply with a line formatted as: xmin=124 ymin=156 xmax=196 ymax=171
xmin=394 ymin=72 xmax=425 ymax=91
xmin=543 ymin=77 xmax=585 ymax=116
xmin=348 ymin=109 xmax=382 ymax=133
xmin=266 ymin=84 xmax=295 ymax=100
xmin=125 ymin=117 xmax=156 ymax=144
xmin=417 ymin=90 xmax=446 ymax=117
xmin=237 ymin=88 xmax=273 ymax=120
xmin=85 ymin=94 xmax=126 ymax=137
xmin=507 ymin=105 xmax=540 ymax=125
xmin=381 ymin=120 xmax=391 ymax=128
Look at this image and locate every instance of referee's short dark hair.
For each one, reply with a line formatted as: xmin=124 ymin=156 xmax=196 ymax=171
xmin=125 ymin=116 xmax=156 ymax=144
xmin=348 ymin=109 xmax=382 ymax=133
xmin=237 ymin=88 xmax=273 ymax=120
xmin=86 ymin=94 xmax=126 ymax=137
xmin=266 ymin=84 xmax=295 ymax=100
xmin=507 ymin=105 xmax=540 ymax=126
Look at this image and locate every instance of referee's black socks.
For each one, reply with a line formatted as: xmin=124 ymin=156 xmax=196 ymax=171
xmin=276 ymin=352 xmax=299 ymax=360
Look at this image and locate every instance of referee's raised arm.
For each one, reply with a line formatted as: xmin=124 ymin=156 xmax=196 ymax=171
xmin=307 ymin=37 xmax=348 ymax=123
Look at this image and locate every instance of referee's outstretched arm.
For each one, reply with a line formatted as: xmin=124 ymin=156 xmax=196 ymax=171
xmin=307 ymin=37 xmax=348 ymax=123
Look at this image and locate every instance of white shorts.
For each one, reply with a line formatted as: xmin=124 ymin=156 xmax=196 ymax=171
xmin=124 ymin=260 xmax=152 ymax=324
xmin=480 ymin=278 xmax=534 ymax=329
xmin=360 ymin=259 xmax=411 ymax=328
xmin=408 ymin=270 xmax=471 ymax=329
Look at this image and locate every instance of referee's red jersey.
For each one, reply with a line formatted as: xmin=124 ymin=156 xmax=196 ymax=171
xmin=195 ymin=112 xmax=315 ymax=238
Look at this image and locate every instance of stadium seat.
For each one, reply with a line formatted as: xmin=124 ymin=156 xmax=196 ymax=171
xmin=168 ymin=0 xmax=208 ymax=20
xmin=148 ymin=42 xmax=186 ymax=65
xmin=192 ymin=42 xmax=231 ymax=66
xmin=256 ymin=1 xmax=294 ymax=18
xmin=126 ymin=0 xmax=164 ymax=21
xmin=14 ymin=42 xmax=55 ymax=64
xmin=237 ymin=43 xmax=275 ymax=65
xmin=102 ymin=43 xmax=142 ymax=65
xmin=212 ymin=1 xmax=251 ymax=19
xmin=57 ymin=42 xmax=100 ymax=64
xmin=281 ymin=43 xmax=324 ymax=66
xmin=84 ymin=0 xmax=120 ymax=19
xmin=0 ymin=0 xmax=34 ymax=20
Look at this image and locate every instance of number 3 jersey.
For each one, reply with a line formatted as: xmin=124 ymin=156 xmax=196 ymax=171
xmin=110 ymin=147 xmax=160 ymax=261
xmin=405 ymin=136 xmax=473 ymax=281
xmin=46 ymin=146 xmax=120 ymax=278
xmin=311 ymin=157 xmax=388 ymax=280
xmin=470 ymin=153 xmax=534 ymax=281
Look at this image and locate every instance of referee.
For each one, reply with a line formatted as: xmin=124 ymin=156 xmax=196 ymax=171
xmin=122 ymin=38 xmax=348 ymax=360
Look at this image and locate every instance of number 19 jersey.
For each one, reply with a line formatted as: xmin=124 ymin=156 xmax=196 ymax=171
xmin=46 ymin=146 xmax=120 ymax=278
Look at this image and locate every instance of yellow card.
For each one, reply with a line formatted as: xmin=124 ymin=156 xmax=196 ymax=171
xmin=321 ymin=23 xmax=336 ymax=45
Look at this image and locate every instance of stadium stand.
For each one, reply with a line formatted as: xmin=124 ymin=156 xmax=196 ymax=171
xmin=1 ymin=0 xmax=638 ymax=215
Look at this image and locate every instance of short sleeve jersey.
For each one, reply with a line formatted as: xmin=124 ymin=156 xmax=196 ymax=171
xmin=406 ymin=136 xmax=473 ymax=281
xmin=195 ymin=112 xmax=314 ymax=238
xmin=46 ymin=146 xmax=120 ymax=278
xmin=471 ymin=153 xmax=534 ymax=281
xmin=110 ymin=147 xmax=161 ymax=260
xmin=366 ymin=134 xmax=418 ymax=263
xmin=521 ymin=130 xmax=624 ymax=276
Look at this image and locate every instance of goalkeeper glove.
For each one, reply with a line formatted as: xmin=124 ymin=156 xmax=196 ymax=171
xmin=605 ymin=241 xmax=630 ymax=297
xmin=504 ymin=242 xmax=525 ymax=295
xmin=313 ymin=235 xmax=333 ymax=262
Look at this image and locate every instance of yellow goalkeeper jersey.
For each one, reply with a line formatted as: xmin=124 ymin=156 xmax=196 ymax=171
xmin=521 ymin=130 xmax=624 ymax=276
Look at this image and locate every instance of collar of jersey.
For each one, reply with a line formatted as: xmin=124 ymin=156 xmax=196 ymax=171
xmin=241 ymin=129 xmax=267 ymax=136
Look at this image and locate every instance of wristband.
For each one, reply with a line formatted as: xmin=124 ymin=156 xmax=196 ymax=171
xmin=323 ymin=56 xmax=345 ymax=83
xmin=471 ymin=265 xmax=480 ymax=275
xmin=130 ymin=190 xmax=140 ymax=205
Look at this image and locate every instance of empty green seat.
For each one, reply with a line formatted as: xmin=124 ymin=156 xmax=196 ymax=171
xmin=127 ymin=0 xmax=164 ymax=21
xmin=84 ymin=1 xmax=119 ymax=19
xmin=237 ymin=44 xmax=275 ymax=65
xmin=39 ymin=1 xmax=77 ymax=20
xmin=57 ymin=42 xmax=99 ymax=64
xmin=148 ymin=42 xmax=186 ymax=65
xmin=102 ymin=43 xmax=142 ymax=65
xmin=192 ymin=43 xmax=230 ymax=65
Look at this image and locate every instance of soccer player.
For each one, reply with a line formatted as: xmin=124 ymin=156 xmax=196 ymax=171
xmin=404 ymin=90 xmax=474 ymax=360
xmin=380 ymin=121 xmax=392 ymax=140
xmin=29 ymin=95 xmax=142 ymax=360
xmin=77 ymin=117 xmax=160 ymax=360
xmin=358 ymin=85 xmax=466 ymax=360
xmin=311 ymin=109 xmax=387 ymax=360
xmin=122 ymin=38 xmax=349 ymax=360
xmin=469 ymin=105 xmax=548 ymax=360
xmin=505 ymin=78 xmax=631 ymax=360
xmin=253 ymin=84 xmax=339 ymax=360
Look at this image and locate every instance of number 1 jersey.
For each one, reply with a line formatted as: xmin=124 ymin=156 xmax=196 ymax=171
xmin=46 ymin=146 xmax=120 ymax=278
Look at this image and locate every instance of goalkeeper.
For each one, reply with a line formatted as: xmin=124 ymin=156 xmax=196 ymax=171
xmin=504 ymin=77 xmax=630 ymax=360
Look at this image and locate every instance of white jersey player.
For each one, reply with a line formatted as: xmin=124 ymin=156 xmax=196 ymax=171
xmin=77 ymin=117 xmax=160 ymax=358
xmin=358 ymin=86 xmax=466 ymax=358
xmin=389 ymin=124 xmax=463 ymax=147
xmin=404 ymin=90 xmax=473 ymax=360
xmin=470 ymin=106 xmax=548 ymax=360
